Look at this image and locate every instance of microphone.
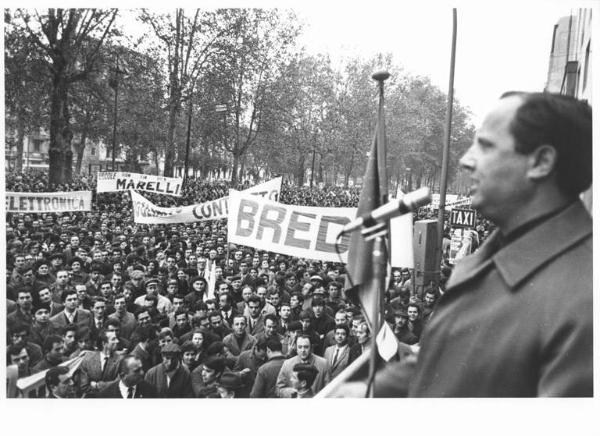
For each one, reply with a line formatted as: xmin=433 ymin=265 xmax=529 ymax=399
xmin=341 ymin=187 xmax=431 ymax=234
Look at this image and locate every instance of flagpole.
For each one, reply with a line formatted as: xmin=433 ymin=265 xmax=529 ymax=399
xmin=436 ymin=9 xmax=458 ymax=274
xmin=365 ymin=70 xmax=390 ymax=398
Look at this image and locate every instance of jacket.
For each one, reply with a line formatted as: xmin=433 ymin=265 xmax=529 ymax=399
xmin=409 ymin=201 xmax=593 ymax=397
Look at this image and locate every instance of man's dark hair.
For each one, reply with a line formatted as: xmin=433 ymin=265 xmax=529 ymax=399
xmin=7 ymin=343 xmax=27 ymax=361
xmin=292 ymin=363 xmax=319 ymax=387
xmin=500 ymin=91 xmax=592 ymax=197
xmin=203 ymin=356 xmax=225 ymax=375
xmin=247 ymin=295 xmax=261 ymax=305
xmin=42 ymin=334 xmax=64 ymax=353
xmin=266 ymin=337 xmax=282 ymax=353
xmin=264 ymin=314 xmax=278 ymax=325
xmin=334 ymin=324 xmax=350 ymax=337
xmin=61 ymin=289 xmax=77 ymax=302
xmin=45 ymin=365 xmax=70 ymax=390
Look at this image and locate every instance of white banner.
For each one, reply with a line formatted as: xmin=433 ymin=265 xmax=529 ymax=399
xmin=6 ymin=191 xmax=92 ymax=213
xmin=131 ymin=177 xmax=282 ymax=224
xmin=228 ymin=190 xmax=355 ymax=263
xmin=390 ymin=189 xmax=414 ymax=268
xmin=97 ymin=172 xmax=183 ymax=197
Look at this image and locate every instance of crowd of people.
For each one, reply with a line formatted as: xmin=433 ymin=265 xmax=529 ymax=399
xmin=6 ymin=169 xmax=488 ymax=398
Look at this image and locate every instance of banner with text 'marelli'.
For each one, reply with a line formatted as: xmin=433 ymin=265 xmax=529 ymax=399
xmin=227 ymin=189 xmax=355 ymax=263
xmin=6 ymin=191 xmax=93 ymax=213
xmin=97 ymin=171 xmax=183 ymax=197
xmin=131 ymin=177 xmax=282 ymax=224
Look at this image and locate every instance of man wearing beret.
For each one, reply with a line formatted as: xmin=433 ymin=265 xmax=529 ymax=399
xmin=134 ymin=278 xmax=172 ymax=315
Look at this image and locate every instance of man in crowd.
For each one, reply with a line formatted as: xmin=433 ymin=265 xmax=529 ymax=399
xmin=275 ymin=334 xmax=329 ymax=397
xmin=45 ymin=366 xmax=76 ymax=399
xmin=145 ymin=343 xmax=193 ymax=398
xmin=222 ymin=315 xmax=256 ymax=357
xmin=96 ymin=355 xmax=157 ymax=398
xmin=250 ymin=337 xmax=286 ymax=398
xmin=78 ymin=329 xmax=122 ymax=395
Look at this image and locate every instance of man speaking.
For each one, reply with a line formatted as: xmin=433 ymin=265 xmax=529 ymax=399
xmin=409 ymin=92 xmax=592 ymax=397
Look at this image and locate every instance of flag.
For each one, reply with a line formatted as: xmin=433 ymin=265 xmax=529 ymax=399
xmin=345 ymin=125 xmax=388 ymax=327
xmin=204 ymin=260 xmax=216 ymax=302
xmin=376 ymin=322 xmax=399 ymax=361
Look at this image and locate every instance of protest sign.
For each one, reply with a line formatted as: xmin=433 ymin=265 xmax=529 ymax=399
xmin=6 ymin=191 xmax=92 ymax=213
xmin=228 ymin=190 xmax=356 ymax=263
xmin=131 ymin=177 xmax=282 ymax=224
xmin=97 ymin=171 xmax=183 ymax=197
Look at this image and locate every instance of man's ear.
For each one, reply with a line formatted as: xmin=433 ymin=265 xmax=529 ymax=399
xmin=527 ymin=145 xmax=557 ymax=180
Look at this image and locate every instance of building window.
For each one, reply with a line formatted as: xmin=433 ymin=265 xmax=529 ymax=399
xmin=583 ymin=41 xmax=590 ymax=90
xmin=550 ymin=24 xmax=558 ymax=54
xmin=91 ymin=147 xmax=96 ymax=156
xmin=106 ymin=147 xmax=111 ymax=159
xmin=33 ymin=139 xmax=42 ymax=152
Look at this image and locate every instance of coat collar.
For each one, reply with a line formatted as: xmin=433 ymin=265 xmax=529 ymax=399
xmin=446 ymin=201 xmax=591 ymax=292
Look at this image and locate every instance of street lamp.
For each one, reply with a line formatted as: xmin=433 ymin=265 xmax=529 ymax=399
xmin=215 ymin=104 xmax=228 ymax=179
xmin=108 ymin=52 xmax=128 ymax=171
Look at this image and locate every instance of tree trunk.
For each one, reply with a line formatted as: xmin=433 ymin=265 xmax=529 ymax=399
xmin=296 ymin=155 xmax=305 ymax=186
xmin=231 ymin=152 xmax=240 ymax=186
xmin=15 ymin=109 xmax=25 ymax=172
xmin=48 ymin=73 xmax=70 ymax=186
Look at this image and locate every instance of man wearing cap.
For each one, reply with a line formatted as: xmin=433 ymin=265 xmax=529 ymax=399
xmin=134 ymin=278 xmax=172 ymax=315
xmin=275 ymin=334 xmax=329 ymax=398
xmin=45 ymin=366 xmax=77 ymax=398
xmin=30 ymin=302 xmax=60 ymax=347
xmin=311 ymin=297 xmax=335 ymax=339
xmin=96 ymin=355 xmax=157 ymax=398
xmin=145 ymin=343 xmax=193 ymax=398
xmin=216 ymin=372 xmax=244 ymax=398
xmin=184 ymin=276 xmax=208 ymax=308
xmin=393 ymin=309 xmax=419 ymax=345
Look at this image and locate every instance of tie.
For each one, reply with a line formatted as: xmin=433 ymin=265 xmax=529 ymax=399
xmin=332 ymin=348 xmax=339 ymax=365
xmin=97 ymin=319 xmax=103 ymax=329
xmin=100 ymin=356 xmax=109 ymax=379
xmin=127 ymin=387 xmax=135 ymax=398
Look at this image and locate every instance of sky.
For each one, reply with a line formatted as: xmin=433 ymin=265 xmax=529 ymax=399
xmin=293 ymin=1 xmax=590 ymax=127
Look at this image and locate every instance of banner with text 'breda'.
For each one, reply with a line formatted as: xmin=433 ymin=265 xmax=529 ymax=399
xmin=227 ymin=189 xmax=355 ymax=263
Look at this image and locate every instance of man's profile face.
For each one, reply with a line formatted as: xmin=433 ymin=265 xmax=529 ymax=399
xmin=53 ymin=372 xmax=75 ymax=398
xmin=459 ymin=96 xmax=532 ymax=223
xmin=296 ymin=337 xmax=311 ymax=361
xmin=424 ymin=293 xmax=436 ymax=306
xmin=264 ymin=319 xmax=276 ymax=337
